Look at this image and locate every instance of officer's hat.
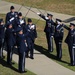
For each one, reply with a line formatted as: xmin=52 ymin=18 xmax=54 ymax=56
xmin=70 ymin=23 xmax=75 ymax=27
xmin=10 ymin=6 xmax=15 ymax=10
xmin=16 ymin=27 xmax=23 ymax=32
xmin=0 ymin=19 xmax=3 ymax=24
xmin=56 ymin=18 xmax=62 ymax=22
xmin=47 ymin=13 xmax=53 ymax=17
xmin=27 ymin=18 xmax=32 ymax=22
xmin=6 ymin=22 xmax=12 ymax=28
xmin=18 ymin=12 xmax=22 ymax=16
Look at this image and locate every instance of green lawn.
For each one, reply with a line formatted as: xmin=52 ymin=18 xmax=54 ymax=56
xmin=0 ymin=13 xmax=75 ymax=74
xmin=0 ymin=57 xmax=36 ymax=75
xmin=4 ymin=0 xmax=75 ymax=15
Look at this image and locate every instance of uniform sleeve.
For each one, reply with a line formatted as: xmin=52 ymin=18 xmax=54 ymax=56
xmin=72 ymin=31 xmax=75 ymax=47
xmin=24 ymin=31 xmax=30 ymax=38
xmin=5 ymin=13 xmax=9 ymax=24
xmin=15 ymin=12 xmax=18 ymax=18
xmin=39 ymin=14 xmax=47 ymax=20
xmin=63 ymin=24 xmax=70 ymax=30
xmin=30 ymin=24 xmax=37 ymax=38
xmin=51 ymin=21 xmax=55 ymax=35
xmin=24 ymin=19 xmax=26 ymax=26
xmin=34 ymin=25 xmax=37 ymax=38
xmin=24 ymin=26 xmax=31 ymax=37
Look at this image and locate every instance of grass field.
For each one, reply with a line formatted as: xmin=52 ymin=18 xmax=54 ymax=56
xmin=4 ymin=0 xmax=75 ymax=15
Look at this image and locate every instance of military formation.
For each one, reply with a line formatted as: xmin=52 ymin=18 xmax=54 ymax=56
xmin=0 ymin=5 xmax=75 ymax=73
xmin=0 ymin=6 xmax=37 ymax=73
xmin=37 ymin=12 xmax=75 ymax=66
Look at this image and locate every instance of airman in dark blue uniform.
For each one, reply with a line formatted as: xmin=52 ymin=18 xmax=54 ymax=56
xmin=64 ymin=23 xmax=75 ymax=66
xmin=15 ymin=12 xmax=26 ymax=32
xmin=37 ymin=13 xmax=55 ymax=52
xmin=16 ymin=27 xmax=29 ymax=73
xmin=0 ymin=19 xmax=5 ymax=58
xmin=5 ymin=6 xmax=18 ymax=28
xmin=5 ymin=23 xmax=15 ymax=65
xmin=54 ymin=19 xmax=64 ymax=59
xmin=26 ymin=18 xmax=37 ymax=59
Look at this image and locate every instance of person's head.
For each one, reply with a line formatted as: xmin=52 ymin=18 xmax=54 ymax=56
xmin=16 ymin=27 xmax=23 ymax=34
xmin=8 ymin=24 xmax=12 ymax=29
xmin=47 ymin=13 xmax=53 ymax=19
xmin=27 ymin=18 xmax=32 ymax=25
xmin=19 ymin=30 xmax=23 ymax=34
xmin=10 ymin=6 xmax=15 ymax=12
xmin=70 ymin=23 xmax=75 ymax=30
xmin=0 ymin=19 xmax=4 ymax=25
xmin=18 ymin=12 xmax=22 ymax=19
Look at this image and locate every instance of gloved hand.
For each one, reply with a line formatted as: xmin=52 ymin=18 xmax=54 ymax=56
xmin=51 ymin=36 xmax=53 ymax=38
xmin=37 ymin=13 xmax=41 ymax=15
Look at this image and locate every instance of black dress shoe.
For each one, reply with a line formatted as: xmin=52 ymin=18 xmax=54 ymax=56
xmin=30 ymin=57 xmax=34 ymax=59
xmin=11 ymin=62 xmax=15 ymax=64
xmin=7 ymin=62 xmax=12 ymax=66
xmin=7 ymin=61 xmax=15 ymax=65
xmin=25 ymin=55 xmax=29 ymax=58
xmin=47 ymin=50 xmax=53 ymax=52
xmin=70 ymin=64 xmax=75 ymax=66
xmin=19 ymin=70 xmax=27 ymax=73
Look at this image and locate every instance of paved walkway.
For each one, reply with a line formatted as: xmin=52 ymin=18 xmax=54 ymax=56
xmin=4 ymin=50 xmax=75 ymax=75
xmin=1 ymin=0 xmax=75 ymax=75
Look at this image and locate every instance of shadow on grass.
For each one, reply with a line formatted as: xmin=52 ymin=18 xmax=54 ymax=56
xmin=0 ymin=58 xmax=19 ymax=73
xmin=34 ymin=44 xmax=69 ymax=65
xmin=3 ymin=44 xmax=70 ymax=66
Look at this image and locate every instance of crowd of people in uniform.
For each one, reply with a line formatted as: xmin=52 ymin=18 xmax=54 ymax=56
xmin=37 ymin=13 xmax=75 ymax=66
xmin=0 ymin=5 xmax=75 ymax=73
xmin=0 ymin=6 xmax=37 ymax=73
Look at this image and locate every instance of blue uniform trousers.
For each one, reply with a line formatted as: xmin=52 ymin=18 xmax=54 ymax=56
xmin=18 ymin=49 xmax=25 ymax=72
xmin=46 ymin=32 xmax=53 ymax=52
